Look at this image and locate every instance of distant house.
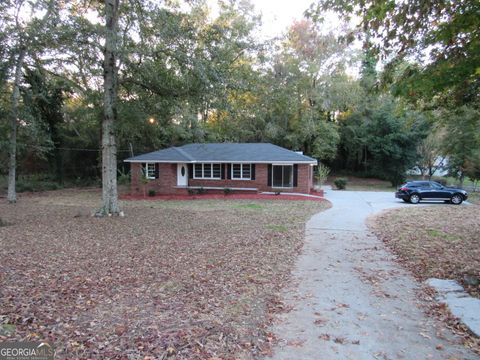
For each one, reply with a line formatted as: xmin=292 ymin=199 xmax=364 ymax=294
xmin=124 ymin=143 xmax=317 ymax=195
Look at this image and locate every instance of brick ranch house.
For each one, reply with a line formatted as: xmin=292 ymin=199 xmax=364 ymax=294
xmin=124 ymin=143 xmax=318 ymax=195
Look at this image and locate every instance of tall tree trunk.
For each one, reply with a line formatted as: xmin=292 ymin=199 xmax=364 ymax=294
xmin=7 ymin=47 xmax=25 ymax=204
xmin=100 ymin=0 xmax=120 ymax=215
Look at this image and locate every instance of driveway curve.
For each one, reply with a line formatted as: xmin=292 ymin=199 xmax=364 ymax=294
xmin=268 ymin=189 xmax=476 ymax=359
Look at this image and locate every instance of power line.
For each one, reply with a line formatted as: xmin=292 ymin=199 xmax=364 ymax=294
xmin=19 ymin=144 xmax=134 ymax=152
xmin=56 ymin=147 xmax=132 ymax=152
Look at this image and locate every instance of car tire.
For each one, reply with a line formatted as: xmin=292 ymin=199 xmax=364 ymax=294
xmin=409 ymin=193 xmax=420 ymax=204
xmin=450 ymin=194 xmax=463 ymax=205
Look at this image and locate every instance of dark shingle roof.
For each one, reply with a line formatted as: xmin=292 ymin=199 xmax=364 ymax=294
xmin=124 ymin=143 xmax=317 ymax=164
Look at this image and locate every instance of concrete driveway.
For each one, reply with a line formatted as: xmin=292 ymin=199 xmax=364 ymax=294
xmin=268 ymin=189 xmax=476 ymax=359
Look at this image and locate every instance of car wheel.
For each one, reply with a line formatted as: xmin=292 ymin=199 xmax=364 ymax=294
xmin=451 ymin=194 xmax=463 ymax=205
xmin=409 ymin=194 xmax=420 ymax=204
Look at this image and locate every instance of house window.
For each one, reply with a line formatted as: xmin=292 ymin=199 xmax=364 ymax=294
xmin=204 ymin=163 xmax=212 ymax=178
xmin=212 ymin=164 xmax=221 ymax=178
xmin=193 ymin=163 xmax=221 ymax=179
xmin=272 ymin=165 xmax=293 ymax=188
xmin=194 ymin=164 xmax=203 ymax=178
xmin=145 ymin=163 xmax=156 ymax=179
xmin=231 ymin=164 xmax=251 ymax=180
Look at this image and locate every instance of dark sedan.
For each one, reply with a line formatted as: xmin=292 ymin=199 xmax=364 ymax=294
xmin=395 ymin=180 xmax=468 ymax=205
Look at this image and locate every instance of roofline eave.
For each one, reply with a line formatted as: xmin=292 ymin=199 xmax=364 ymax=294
xmin=124 ymin=159 xmax=318 ymax=165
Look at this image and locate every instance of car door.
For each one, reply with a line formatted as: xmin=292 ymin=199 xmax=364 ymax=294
xmin=418 ymin=182 xmax=434 ymax=199
xmin=431 ymin=182 xmax=451 ymax=199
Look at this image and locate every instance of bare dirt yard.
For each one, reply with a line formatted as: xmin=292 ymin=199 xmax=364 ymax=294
xmin=0 ymin=189 xmax=328 ymax=359
xmin=370 ymin=204 xmax=480 ymax=352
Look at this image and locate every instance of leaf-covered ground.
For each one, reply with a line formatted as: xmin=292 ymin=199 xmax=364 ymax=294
xmin=370 ymin=204 xmax=480 ymax=353
xmin=0 ymin=189 xmax=329 ymax=359
xmin=369 ymin=205 xmax=480 ymax=298
xmin=325 ymin=176 xmax=395 ymax=191
xmin=469 ymin=191 xmax=480 ymax=205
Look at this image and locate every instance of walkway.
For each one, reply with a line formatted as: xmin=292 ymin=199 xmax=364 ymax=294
xmin=268 ymin=189 xmax=477 ymax=359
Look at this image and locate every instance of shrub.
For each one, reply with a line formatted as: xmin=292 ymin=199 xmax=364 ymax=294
xmin=148 ymin=189 xmax=156 ymax=197
xmin=334 ymin=178 xmax=347 ymax=190
xmin=16 ymin=178 xmax=62 ymax=192
xmin=188 ymin=188 xmax=206 ymax=195
xmin=385 ymin=173 xmax=406 ymax=188
xmin=117 ymin=168 xmax=130 ymax=185
xmin=71 ymin=177 xmax=101 ymax=187
xmin=316 ymin=163 xmax=331 ymax=187
xmin=223 ymin=188 xmax=232 ymax=195
xmin=432 ymin=177 xmax=448 ymax=186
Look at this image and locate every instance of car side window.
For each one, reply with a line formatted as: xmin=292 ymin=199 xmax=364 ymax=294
xmin=419 ymin=182 xmax=431 ymax=189
xmin=431 ymin=182 xmax=442 ymax=189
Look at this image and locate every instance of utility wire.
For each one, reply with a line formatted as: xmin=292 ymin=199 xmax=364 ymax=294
xmin=19 ymin=144 xmax=134 ymax=152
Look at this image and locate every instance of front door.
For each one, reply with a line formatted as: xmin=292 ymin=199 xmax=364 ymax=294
xmin=177 ymin=163 xmax=188 ymax=186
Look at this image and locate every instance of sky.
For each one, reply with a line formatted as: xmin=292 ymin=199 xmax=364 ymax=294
xmin=206 ymin=0 xmax=317 ymax=40
xmin=249 ymin=0 xmax=316 ymax=39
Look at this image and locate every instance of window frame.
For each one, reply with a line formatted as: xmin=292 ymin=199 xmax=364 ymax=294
xmin=231 ymin=163 xmax=252 ymax=180
xmin=145 ymin=163 xmax=156 ymax=180
xmin=193 ymin=163 xmax=222 ymax=180
xmin=271 ymin=164 xmax=293 ymax=188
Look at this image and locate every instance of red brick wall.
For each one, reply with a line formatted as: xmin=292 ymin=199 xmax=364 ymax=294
xmin=130 ymin=163 xmax=313 ymax=195
xmin=130 ymin=163 xmax=185 ymax=195
xmin=295 ymin=164 xmax=313 ymax=194
xmin=189 ymin=164 xmax=269 ymax=192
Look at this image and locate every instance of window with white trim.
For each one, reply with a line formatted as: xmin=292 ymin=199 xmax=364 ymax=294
xmin=272 ymin=165 xmax=293 ymax=188
xmin=144 ymin=163 xmax=156 ymax=179
xmin=193 ymin=163 xmax=221 ymax=179
xmin=231 ymin=163 xmax=251 ymax=180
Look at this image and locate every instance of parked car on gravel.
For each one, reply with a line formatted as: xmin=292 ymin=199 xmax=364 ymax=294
xmin=395 ymin=180 xmax=468 ymax=205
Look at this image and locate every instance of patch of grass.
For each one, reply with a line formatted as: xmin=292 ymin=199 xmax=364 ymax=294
xmin=370 ymin=205 xmax=480 ymax=298
xmin=0 ymin=189 xmax=329 ymax=358
xmin=426 ymin=228 xmax=442 ymax=237
xmin=439 ymin=176 xmax=476 ymax=187
xmin=234 ymin=203 xmax=263 ymax=210
xmin=426 ymin=228 xmax=459 ymax=242
xmin=0 ymin=324 xmax=16 ymax=336
xmin=266 ymin=224 xmax=288 ymax=232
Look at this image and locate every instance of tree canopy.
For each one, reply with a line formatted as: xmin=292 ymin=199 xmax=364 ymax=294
xmin=1 ymin=0 xmax=478 ymax=201
xmin=309 ymin=0 xmax=480 ymax=105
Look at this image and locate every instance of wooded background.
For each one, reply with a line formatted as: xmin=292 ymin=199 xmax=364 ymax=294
xmin=1 ymin=0 xmax=479 ymax=196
